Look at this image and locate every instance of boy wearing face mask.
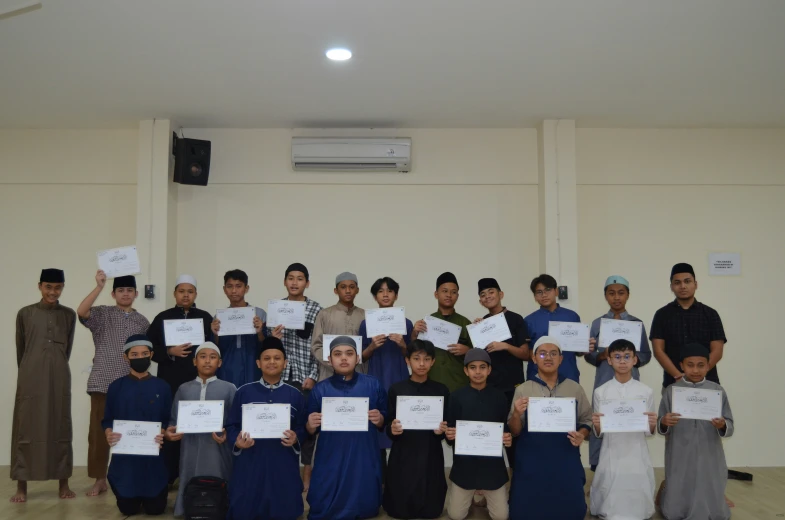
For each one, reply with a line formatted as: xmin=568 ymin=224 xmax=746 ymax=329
xmin=103 ymin=334 xmax=171 ymax=516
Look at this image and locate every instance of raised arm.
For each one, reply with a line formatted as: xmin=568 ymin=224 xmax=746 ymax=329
xmin=77 ymin=270 xmax=107 ymax=319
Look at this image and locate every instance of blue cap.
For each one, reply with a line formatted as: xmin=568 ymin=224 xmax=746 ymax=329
xmin=604 ymin=275 xmax=629 ymax=289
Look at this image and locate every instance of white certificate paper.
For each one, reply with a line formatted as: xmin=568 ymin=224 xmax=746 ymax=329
xmin=548 ymin=322 xmax=590 ymax=353
xmin=365 ymin=307 xmax=407 ymax=337
xmin=598 ymin=319 xmax=642 ymax=350
xmin=418 ymin=316 xmax=462 ymax=351
xmin=321 ymin=397 xmax=369 ymax=432
xmin=111 ymin=420 xmax=161 ymax=456
xmin=396 ymin=396 xmax=444 ymax=430
xmin=467 ymin=313 xmax=512 ymax=349
xmin=322 ymin=335 xmax=363 ymax=364
xmin=455 ymin=420 xmax=504 ymax=457
xmin=527 ymin=397 xmax=577 ymax=433
xmin=215 ymin=307 xmax=256 ymax=337
xmin=599 ymin=398 xmax=649 ymax=433
xmin=97 ymin=246 xmax=141 ymax=278
xmin=242 ymin=403 xmax=291 ymax=439
xmin=176 ymin=400 xmax=225 ymax=434
xmin=163 ymin=319 xmax=205 ymax=346
xmin=266 ymin=299 xmax=306 ymax=330
xmin=672 ymin=386 xmax=723 ymax=421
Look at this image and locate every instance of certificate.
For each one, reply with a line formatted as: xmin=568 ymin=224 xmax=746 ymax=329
xmin=322 ymin=335 xmax=363 ymax=364
xmin=599 ymin=398 xmax=649 ymax=433
xmin=241 ymin=403 xmax=291 ymax=439
xmin=527 ymin=397 xmax=577 ymax=433
xmin=418 ymin=316 xmax=462 ymax=350
xmin=97 ymin=245 xmax=141 ymax=278
xmin=548 ymin=322 xmax=590 ymax=353
xmin=111 ymin=420 xmax=161 ymax=456
xmin=365 ymin=307 xmax=407 ymax=337
xmin=215 ymin=307 xmax=256 ymax=336
xmin=266 ymin=299 xmax=306 ymax=330
xmin=672 ymin=386 xmax=723 ymax=421
xmin=598 ymin=319 xmax=642 ymax=350
xmin=321 ymin=397 xmax=369 ymax=432
xmin=396 ymin=396 xmax=444 ymax=430
xmin=176 ymin=400 xmax=225 ymax=434
xmin=466 ymin=313 xmax=512 ymax=349
xmin=163 ymin=319 xmax=205 ymax=346
xmin=454 ymin=420 xmax=504 ymax=457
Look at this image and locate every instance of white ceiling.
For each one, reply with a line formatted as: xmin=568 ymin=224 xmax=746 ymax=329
xmin=2 ymin=0 xmax=784 ymax=129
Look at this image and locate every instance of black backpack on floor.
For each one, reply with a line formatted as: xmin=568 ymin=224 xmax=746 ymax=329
xmin=183 ymin=476 xmax=229 ymax=520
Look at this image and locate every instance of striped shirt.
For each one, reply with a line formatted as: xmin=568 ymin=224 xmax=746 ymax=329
xmin=79 ymin=305 xmax=150 ymax=394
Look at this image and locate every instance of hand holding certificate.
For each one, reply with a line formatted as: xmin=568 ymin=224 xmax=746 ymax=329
xmin=97 ymin=246 xmax=141 ymax=278
xmin=365 ymin=307 xmax=407 ymax=337
xmin=599 ymin=399 xmax=649 ymax=433
xmin=164 ymin=319 xmax=205 ymax=346
xmin=672 ymin=387 xmax=722 ymax=421
xmin=322 ymin=335 xmax=363 ymax=364
xmin=527 ymin=397 xmax=577 ymax=432
xmin=548 ymin=322 xmax=590 ymax=353
xmin=111 ymin=420 xmax=162 ymax=456
xmin=242 ymin=403 xmax=291 ymax=439
xmin=455 ymin=420 xmax=504 ymax=457
xmin=467 ymin=313 xmax=512 ymax=349
xmin=321 ymin=397 xmax=369 ymax=431
xmin=215 ymin=307 xmax=256 ymax=337
xmin=396 ymin=396 xmax=444 ymax=430
xmin=418 ymin=316 xmax=462 ymax=350
xmin=176 ymin=401 xmax=225 ymax=434
xmin=598 ymin=319 xmax=642 ymax=350
xmin=266 ymin=299 xmax=306 ymax=330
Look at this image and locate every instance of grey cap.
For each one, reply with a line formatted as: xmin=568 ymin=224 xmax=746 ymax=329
xmin=335 ymin=272 xmax=358 ymax=286
xmin=329 ymin=335 xmax=357 ymax=352
xmin=463 ymin=348 xmax=491 ymax=366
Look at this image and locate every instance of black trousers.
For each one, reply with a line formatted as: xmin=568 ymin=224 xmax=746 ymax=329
xmin=286 ymin=380 xmax=316 ymax=466
xmin=163 ymin=438 xmax=180 ymax=485
xmin=112 ymin=485 xmax=168 ymax=516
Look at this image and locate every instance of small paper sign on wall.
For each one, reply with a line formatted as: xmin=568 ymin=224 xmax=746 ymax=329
xmin=708 ymin=253 xmax=741 ymax=276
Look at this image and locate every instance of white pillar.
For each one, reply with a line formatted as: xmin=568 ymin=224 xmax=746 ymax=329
xmin=135 ymin=119 xmax=178 ymax=319
xmin=538 ymin=120 xmax=580 ymax=312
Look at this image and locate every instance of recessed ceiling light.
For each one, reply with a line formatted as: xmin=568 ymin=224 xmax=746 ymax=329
xmin=326 ymin=48 xmax=352 ymax=61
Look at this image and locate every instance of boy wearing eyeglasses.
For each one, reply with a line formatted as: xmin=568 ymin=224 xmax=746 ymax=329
xmin=523 ymin=274 xmax=594 ymax=383
xmin=584 ymin=275 xmax=652 ymax=470
xmin=589 ymin=339 xmax=657 ymax=520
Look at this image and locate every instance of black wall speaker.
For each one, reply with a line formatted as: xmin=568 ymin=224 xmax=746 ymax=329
xmin=173 ymin=135 xmax=211 ymax=186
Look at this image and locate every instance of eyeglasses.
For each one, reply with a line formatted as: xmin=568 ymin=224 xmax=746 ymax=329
xmin=535 ymin=288 xmax=555 ymax=296
xmin=611 ymin=354 xmax=634 ymax=362
xmin=537 ymin=351 xmax=560 ymax=359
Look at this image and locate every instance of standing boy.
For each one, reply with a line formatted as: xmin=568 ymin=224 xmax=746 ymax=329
xmin=77 ymin=270 xmax=150 ymax=497
xmin=384 ymin=340 xmax=450 ymax=519
xmin=524 ymin=274 xmax=593 ymax=383
xmin=585 ymin=275 xmax=652 ymax=470
xmin=507 ymin=336 xmax=592 ymax=520
xmin=165 ymin=341 xmax=236 ymax=517
xmin=147 ymin=274 xmax=213 ymax=485
xmin=306 ymin=336 xmax=387 ymax=520
xmin=11 ymin=268 xmax=76 ymax=503
xmin=590 ymin=339 xmax=657 ymax=520
xmin=413 ymin=272 xmax=473 ymax=393
xmin=103 ymin=334 xmax=171 ymax=516
xmin=226 ymin=337 xmax=306 ymax=520
xmin=444 ymin=349 xmax=513 ymax=520
xmin=211 ymin=269 xmax=269 ymax=387
xmin=310 ymin=272 xmax=366 ymax=381
xmin=274 ymin=262 xmax=323 ymax=491
xmin=658 ymin=343 xmax=734 ymax=520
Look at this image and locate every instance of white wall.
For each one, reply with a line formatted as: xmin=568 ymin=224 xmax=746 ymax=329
xmin=576 ymin=129 xmax=785 ymax=467
xmin=0 ymin=129 xmax=139 ymax=466
xmin=175 ymin=129 xmax=541 ymax=321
